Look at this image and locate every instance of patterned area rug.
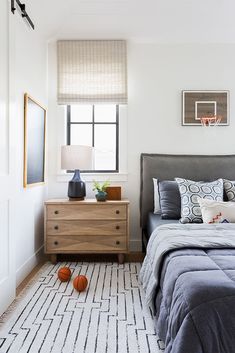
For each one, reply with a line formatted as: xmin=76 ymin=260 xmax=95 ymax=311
xmin=0 ymin=262 xmax=164 ymax=353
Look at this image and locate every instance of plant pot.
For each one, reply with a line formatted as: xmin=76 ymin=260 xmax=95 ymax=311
xmin=95 ymin=191 xmax=107 ymax=202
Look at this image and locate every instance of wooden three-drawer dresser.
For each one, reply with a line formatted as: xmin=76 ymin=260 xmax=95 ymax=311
xmin=44 ymin=199 xmax=129 ymax=264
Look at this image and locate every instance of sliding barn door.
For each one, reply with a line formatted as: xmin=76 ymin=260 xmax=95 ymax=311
xmin=0 ymin=0 xmax=15 ymax=315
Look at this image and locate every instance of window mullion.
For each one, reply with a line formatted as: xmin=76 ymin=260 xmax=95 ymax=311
xmin=116 ymin=105 xmax=119 ymax=171
xmin=67 ymin=105 xmax=71 ymax=145
xmin=92 ymin=105 xmax=95 ymax=147
xmin=67 ymin=104 xmax=119 ymax=173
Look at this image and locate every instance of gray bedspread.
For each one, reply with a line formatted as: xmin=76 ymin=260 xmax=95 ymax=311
xmin=139 ymin=224 xmax=235 ymax=353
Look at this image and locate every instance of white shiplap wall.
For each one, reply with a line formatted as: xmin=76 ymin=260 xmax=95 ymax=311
xmin=0 ymin=0 xmax=48 ymax=315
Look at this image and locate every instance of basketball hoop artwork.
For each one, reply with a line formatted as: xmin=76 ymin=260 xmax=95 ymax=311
xmin=182 ymin=91 xmax=229 ymax=126
xmin=200 ymin=115 xmax=222 ymax=127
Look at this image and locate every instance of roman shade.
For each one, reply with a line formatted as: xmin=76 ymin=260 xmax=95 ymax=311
xmin=57 ymin=40 xmax=127 ymax=105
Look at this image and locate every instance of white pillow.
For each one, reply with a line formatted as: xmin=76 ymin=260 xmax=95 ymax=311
xmin=153 ymin=178 xmax=161 ymax=214
xmin=198 ymin=198 xmax=235 ymax=223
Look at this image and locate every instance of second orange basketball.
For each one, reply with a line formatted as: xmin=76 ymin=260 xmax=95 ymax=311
xmin=73 ymin=275 xmax=88 ymax=292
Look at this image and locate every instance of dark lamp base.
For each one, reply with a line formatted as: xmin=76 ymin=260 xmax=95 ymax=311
xmin=69 ymin=197 xmax=84 ymax=201
xmin=67 ymin=169 xmax=86 ymax=200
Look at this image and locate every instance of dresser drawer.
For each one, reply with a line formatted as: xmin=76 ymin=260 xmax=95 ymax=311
xmin=46 ymin=220 xmax=127 ymax=236
xmin=46 ymin=235 xmax=127 ymax=253
xmin=47 ymin=204 xmax=127 ymax=220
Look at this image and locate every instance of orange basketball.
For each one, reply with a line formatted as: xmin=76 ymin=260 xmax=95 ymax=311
xmin=73 ymin=275 xmax=88 ymax=292
xmin=58 ymin=267 xmax=71 ymax=282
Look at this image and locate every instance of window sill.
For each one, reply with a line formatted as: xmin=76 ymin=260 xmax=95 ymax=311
xmin=56 ymin=172 xmax=128 ymax=183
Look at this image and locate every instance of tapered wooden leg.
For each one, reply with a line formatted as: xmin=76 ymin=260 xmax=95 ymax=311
xmin=51 ymin=254 xmax=57 ymax=264
xmin=118 ymin=253 xmax=125 ymax=264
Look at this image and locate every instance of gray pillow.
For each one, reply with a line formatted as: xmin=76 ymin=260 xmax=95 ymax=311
xmin=158 ymin=181 xmax=181 ymax=219
xmin=223 ymin=179 xmax=235 ymax=201
xmin=175 ymin=178 xmax=224 ymax=223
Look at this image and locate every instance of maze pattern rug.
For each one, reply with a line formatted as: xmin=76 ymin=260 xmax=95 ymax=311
xmin=0 ymin=262 xmax=164 ymax=353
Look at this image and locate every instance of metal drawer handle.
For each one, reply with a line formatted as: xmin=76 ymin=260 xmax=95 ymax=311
xmin=54 ymin=241 xmax=58 ymax=245
xmin=116 ymin=240 xmax=120 ymax=245
xmin=116 ymin=210 xmax=120 ymax=214
xmin=116 ymin=225 xmax=120 ymax=230
xmin=54 ymin=210 xmax=59 ymax=215
xmin=54 ymin=225 xmax=58 ymax=230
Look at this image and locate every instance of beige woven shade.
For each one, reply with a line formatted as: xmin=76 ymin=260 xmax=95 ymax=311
xmin=57 ymin=40 xmax=127 ymax=105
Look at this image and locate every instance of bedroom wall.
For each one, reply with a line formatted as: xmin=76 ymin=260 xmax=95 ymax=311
xmin=4 ymin=2 xmax=48 ymax=289
xmin=47 ymin=41 xmax=235 ymax=251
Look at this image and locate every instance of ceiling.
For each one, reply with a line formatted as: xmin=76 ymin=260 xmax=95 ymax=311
xmin=23 ymin=0 xmax=235 ymax=43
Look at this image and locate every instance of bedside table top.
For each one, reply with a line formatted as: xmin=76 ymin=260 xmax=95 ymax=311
xmin=45 ymin=198 xmax=129 ymax=205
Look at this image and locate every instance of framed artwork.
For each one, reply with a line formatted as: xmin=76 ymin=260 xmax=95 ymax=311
xmin=182 ymin=90 xmax=229 ymax=126
xmin=24 ymin=93 xmax=46 ymax=187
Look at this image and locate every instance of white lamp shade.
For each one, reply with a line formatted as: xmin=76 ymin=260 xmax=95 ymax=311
xmin=61 ymin=145 xmax=93 ymax=170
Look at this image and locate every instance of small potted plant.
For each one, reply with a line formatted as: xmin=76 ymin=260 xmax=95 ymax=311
xmin=93 ymin=180 xmax=110 ymax=201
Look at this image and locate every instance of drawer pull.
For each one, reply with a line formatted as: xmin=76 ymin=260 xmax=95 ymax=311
xmin=54 ymin=241 xmax=58 ymax=245
xmin=116 ymin=225 xmax=120 ymax=230
xmin=54 ymin=210 xmax=59 ymax=215
xmin=116 ymin=210 xmax=120 ymax=214
xmin=116 ymin=240 xmax=120 ymax=245
xmin=54 ymin=225 xmax=58 ymax=230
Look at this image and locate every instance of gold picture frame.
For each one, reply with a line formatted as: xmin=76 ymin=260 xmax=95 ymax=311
xmin=24 ymin=93 xmax=46 ymax=188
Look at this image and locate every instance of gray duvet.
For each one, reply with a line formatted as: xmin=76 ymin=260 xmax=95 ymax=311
xmin=139 ymin=224 xmax=235 ymax=353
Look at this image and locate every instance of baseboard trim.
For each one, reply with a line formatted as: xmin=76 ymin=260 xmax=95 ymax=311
xmin=125 ymin=252 xmax=145 ymax=262
xmin=16 ymin=261 xmax=46 ymax=296
xmin=16 ymin=245 xmax=45 ymax=287
xmin=129 ymin=239 xmax=142 ymax=252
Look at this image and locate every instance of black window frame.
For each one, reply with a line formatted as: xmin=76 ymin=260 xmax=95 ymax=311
xmin=67 ymin=104 xmax=119 ymax=173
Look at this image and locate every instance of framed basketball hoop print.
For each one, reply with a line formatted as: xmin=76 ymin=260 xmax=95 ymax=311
xmin=182 ymin=90 xmax=229 ymax=126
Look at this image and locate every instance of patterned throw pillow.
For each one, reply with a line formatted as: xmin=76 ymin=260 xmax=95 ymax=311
xmin=198 ymin=198 xmax=235 ymax=223
xmin=223 ymin=179 xmax=235 ymax=201
xmin=175 ymin=178 xmax=224 ymax=223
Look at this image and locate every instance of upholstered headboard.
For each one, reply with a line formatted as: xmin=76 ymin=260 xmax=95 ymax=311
xmin=140 ymin=154 xmax=235 ymax=230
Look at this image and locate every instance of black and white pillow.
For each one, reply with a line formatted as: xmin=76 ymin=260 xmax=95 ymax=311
xmin=223 ymin=179 xmax=235 ymax=202
xmin=175 ymin=178 xmax=224 ymax=223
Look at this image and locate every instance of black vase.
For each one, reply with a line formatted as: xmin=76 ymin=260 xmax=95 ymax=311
xmin=68 ymin=169 xmax=86 ymax=200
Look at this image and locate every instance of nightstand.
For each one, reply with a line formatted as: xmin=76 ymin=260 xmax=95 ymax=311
xmin=44 ymin=199 xmax=129 ymax=264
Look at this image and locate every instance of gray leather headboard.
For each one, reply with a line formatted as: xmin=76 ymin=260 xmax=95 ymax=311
xmin=140 ymin=154 xmax=235 ymax=229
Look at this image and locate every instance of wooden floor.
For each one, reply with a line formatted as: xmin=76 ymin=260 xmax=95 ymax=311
xmin=16 ymin=252 xmax=145 ymax=296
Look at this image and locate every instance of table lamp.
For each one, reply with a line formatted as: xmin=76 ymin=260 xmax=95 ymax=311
xmin=61 ymin=145 xmax=93 ymax=200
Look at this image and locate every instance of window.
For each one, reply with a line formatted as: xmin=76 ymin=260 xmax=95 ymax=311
xmin=67 ymin=105 xmax=119 ymax=172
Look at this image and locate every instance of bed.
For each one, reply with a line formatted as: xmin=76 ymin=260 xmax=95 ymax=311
xmin=139 ymin=154 xmax=235 ymax=353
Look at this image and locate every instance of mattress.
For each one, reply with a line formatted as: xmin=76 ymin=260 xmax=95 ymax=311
xmin=146 ymin=212 xmax=178 ymax=240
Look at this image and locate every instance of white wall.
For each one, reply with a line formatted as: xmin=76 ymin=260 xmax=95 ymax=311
xmin=13 ymin=15 xmax=48 ymax=285
xmin=0 ymin=0 xmax=16 ymax=315
xmin=127 ymin=43 xmax=235 ymax=248
xmin=47 ymin=41 xmax=235 ymax=251
xmin=0 ymin=0 xmax=48 ymax=302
